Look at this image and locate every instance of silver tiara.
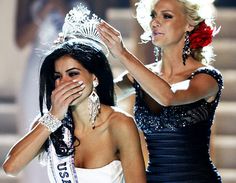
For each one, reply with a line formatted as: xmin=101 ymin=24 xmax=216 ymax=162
xmin=54 ymin=4 xmax=109 ymax=56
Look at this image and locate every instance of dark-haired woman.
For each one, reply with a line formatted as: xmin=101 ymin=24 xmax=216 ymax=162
xmin=3 ymin=39 xmax=146 ymax=183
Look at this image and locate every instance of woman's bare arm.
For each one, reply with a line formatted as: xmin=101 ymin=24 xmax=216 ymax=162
xmin=114 ymin=72 xmax=135 ymax=102
xmin=3 ymin=122 xmax=51 ymax=176
xmin=98 ymin=21 xmax=219 ymax=107
xmin=3 ymin=78 xmax=85 ymax=176
xmin=139 ymin=131 xmax=149 ymax=169
xmin=112 ymin=114 xmax=146 ymax=183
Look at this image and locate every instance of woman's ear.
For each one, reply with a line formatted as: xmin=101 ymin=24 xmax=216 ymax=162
xmin=186 ymin=22 xmax=195 ymax=32
xmin=92 ymin=75 xmax=99 ymax=86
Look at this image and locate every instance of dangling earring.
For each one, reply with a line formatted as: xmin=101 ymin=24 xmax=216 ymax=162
xmin=88 ymin=80 xmax=100 ymax=129
xmin=154 ymin=46 xmax=161 ymax=62
xmin=182 ymin=31 xmax=191 ymax=65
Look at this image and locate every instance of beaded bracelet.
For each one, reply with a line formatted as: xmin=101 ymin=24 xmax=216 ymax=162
xmin=39 ymin=112 xmax=62 ymax=132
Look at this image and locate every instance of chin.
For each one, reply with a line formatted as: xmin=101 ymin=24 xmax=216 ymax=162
xmin=152 ymin=39 xmax=161 ymax=46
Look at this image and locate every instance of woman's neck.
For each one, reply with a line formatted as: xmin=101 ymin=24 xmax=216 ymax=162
xmin=159 ymin=44 xmax=203 ymax=83
xmin=71 ymin=100 xmax=92 ymax=131
xmin=71 ymin=103 xmax=113 ymax=132
xmin=161 ymin=47 xmax=184 ymax=77
xmin=159 ymin=35 xmax=187 ymax=76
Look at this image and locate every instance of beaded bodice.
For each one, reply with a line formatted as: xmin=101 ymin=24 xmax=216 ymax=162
xmin=134 ymin=66 xmax=223 ymax=134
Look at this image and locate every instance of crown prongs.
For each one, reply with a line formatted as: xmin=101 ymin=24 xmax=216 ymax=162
xmin=62 ymin=4 xmax=102 ymax=43
xmin=51 ymin=3 xmax=109 ymax=56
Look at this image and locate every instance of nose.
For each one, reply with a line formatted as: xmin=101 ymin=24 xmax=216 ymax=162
xmin=55 ymin=75 xmax=71 ymax=86
xmin=151 ymin=18 xmax=161 ymax=29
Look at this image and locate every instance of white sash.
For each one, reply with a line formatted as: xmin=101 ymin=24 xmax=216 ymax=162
xmin=47 ymin=127 xmax=79 ymax=183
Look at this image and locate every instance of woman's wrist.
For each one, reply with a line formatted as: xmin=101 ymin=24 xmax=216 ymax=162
xmin=39 ymin=112 xmax=62 ymax=132
xmin=116 ymin=47 xmax=129 ymax=60
xmin=119 ymin=48 xmax=135 ymax=63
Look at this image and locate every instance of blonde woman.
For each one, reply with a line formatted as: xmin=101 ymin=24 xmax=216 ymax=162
xmin=98 ymin=0 xmax=223 ymax=182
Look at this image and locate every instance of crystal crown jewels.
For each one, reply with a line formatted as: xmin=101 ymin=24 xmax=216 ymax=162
xmin=54 ymin=4 xmax=109 ymax=56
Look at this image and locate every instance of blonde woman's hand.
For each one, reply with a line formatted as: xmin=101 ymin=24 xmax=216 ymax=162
xmin=50 ymin=80 xmax=85 ymax=120
xmin=97 ymin=21 xmax=127 ymax=58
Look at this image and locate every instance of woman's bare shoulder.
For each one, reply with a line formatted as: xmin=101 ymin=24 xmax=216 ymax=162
xmin=108 ymin=107 xmax=137 ymax=133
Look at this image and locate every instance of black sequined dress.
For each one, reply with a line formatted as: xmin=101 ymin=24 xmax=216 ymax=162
xmin=134 ymin=67 xmax=223 ymax=183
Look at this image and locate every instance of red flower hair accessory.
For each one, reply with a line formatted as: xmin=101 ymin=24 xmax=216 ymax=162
xmin=189 ymin=21 xmax=220 ymax=49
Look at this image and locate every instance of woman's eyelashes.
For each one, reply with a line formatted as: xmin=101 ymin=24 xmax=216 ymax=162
xmin=163 ymin=13 xmax=173 ymax=19
xmin=68 ymin=71 xmax=80 ymax=78
xmin=150 ymin=11 xmax=173 ymax=20
xmin=150 ymin=11 xmax=156 ymax=19
xmin=53 ymin=71 xmax=80 ymax=81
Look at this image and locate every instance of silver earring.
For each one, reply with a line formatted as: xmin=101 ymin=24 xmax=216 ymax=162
xmin=182 ymin=31 xmax=191 ymax=65
xmin=88 ymin=80 xmax=100 ymax=129
xmin=154 ymin=46 xmax=161 ymax=62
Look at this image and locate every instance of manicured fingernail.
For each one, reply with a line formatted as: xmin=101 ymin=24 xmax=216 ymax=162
xmin=80 ymin=84 xmax=85 ymax=88
xmin=73 ymin=80 xmax=83 ymax=85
